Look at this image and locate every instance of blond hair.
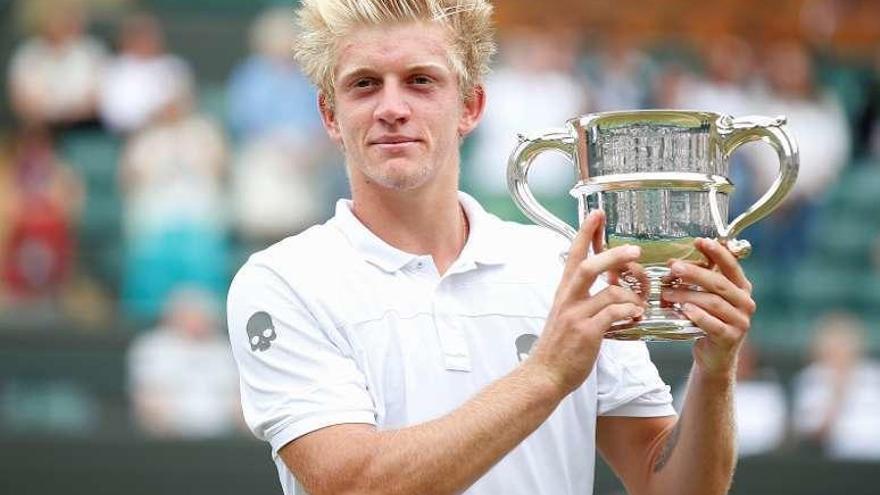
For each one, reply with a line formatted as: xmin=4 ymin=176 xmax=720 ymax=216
xmin=294 ymin=0 xmax=495 ymax=104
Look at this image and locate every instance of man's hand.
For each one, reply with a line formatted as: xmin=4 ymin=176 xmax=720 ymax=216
xmin=523 ymin=210 xmax=647 ymax=398
xmin=662 ymin=238 xmax=757 ymax=378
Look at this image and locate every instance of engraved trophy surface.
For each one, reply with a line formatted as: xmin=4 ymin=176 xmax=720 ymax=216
xmin=508 ymin=110 xmax=799 ymax=341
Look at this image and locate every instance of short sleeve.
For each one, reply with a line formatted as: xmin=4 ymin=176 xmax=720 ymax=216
xmin=227 ymin=262 xmax=377 ymax=455
xmin=596 ymin=340 xmax=675 ymax=417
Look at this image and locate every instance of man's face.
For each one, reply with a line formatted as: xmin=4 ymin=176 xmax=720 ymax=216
xmin=320 ymin=22 xmax=484 ymax=192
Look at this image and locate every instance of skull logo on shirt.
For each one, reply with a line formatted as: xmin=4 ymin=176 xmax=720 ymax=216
xmin=247 ymin=311 xmax=276 ymax=352
xmin=515 ymin=333 xmax=538 ymax=363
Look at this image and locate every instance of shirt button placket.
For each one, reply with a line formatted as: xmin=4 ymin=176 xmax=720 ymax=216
xmin=433 ymin=282 xmax=471 ymax=372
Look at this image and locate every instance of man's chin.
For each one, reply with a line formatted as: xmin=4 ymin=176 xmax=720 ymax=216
xmin=366 ymin=165 xmax=433 ymax=191
xmin=370 ymin=173 xmax=430 ymax=191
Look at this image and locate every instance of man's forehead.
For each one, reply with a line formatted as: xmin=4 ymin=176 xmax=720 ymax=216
xmin=333 ymin=22 xmax=454 ymax=78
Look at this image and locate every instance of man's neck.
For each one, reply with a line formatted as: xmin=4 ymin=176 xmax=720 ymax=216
xmin=350 ymin=179 xmax=468 ymax=276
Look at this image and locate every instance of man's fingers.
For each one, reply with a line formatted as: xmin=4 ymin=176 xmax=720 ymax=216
xmin=592 ymin=211 xmax=605 ymax=254
xmin=681 ymin=303 xmax=741 ymax=345
xmin=668 ymin=260 xmax=755 ymax=314
xmin=619 ymin=261 xmax=650 ymax=300
xmin=560 ymin=244 xmax=642 ymax=303
xmin=590 ymin=303 xmax=646 ymax=334
xmin=662 ymin=288 xmax=751 ymax=330
xmin=697 ymin=238 xmax=752 ymax=292
xmin=567 ymin=285 xmax=645 ymax=320
xmin=561 ymin=210 xmax=604 ymax=281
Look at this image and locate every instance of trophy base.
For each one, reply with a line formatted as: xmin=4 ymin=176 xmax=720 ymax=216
xmin=605 ymin=306 xmax=705 ymax=342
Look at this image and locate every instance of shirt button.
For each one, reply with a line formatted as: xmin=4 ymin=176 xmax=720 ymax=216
xmin=416 ymin=261 xmax=424 ymax=269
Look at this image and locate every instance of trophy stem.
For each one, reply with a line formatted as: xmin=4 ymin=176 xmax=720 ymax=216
xmin=605 ymin=267 xmax=706 ymax=342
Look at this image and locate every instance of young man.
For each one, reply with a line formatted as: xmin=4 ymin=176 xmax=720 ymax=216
xmin=226 ymin=1 xmax=755 ymax=494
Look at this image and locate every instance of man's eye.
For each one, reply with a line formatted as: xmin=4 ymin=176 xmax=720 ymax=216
xmin=353 ymin=78 xmax=375 ymax=89
xmin=411 ymin=75 xmax=433 ymax=85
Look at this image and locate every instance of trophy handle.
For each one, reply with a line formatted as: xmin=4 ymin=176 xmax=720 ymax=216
xmin=507 ymin=128 xmax=578 ymax=241
xmin=713 ymin=115 xmax=800 ymax=256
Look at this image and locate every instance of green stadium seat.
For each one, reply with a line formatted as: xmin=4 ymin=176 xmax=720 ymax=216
xmin=58 ymin=130 xmax=124 ymax=293
xmin=743 ymin=259 xmax=789 ymax=311
xmin=749 ymin=310 xmax=815 ymax=352
xmin=810 ymin=216 xmax=879 ymax=269
xmin=789 ymin=263 xmax=861 ymax=317
xmin=59 ymin=130 xmax=121 ymax=178
xmin=828 ymin=165 xmax=880 ymax=217
xmin=199 ymin=84 xmax=228 ymax=125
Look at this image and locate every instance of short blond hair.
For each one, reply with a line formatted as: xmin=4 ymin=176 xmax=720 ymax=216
xmin=294 ymin=0 xmax=496 ymax=104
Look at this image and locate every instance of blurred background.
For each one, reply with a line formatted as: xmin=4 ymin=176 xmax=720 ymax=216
xmin=1 ymin=0 xmax=879 ymax=493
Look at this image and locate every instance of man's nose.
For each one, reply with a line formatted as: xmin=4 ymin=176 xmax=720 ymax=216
xmin=373 ymin=81 xmax=411 ymax=125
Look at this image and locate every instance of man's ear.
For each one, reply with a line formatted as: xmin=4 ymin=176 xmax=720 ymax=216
xmin=318 ymin=92 xmax=343 ymax=145
xmin=458 ymin=84 xmax=487 ymax=139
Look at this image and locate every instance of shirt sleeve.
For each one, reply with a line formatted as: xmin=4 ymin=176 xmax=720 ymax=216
xmin=227 ymin=261 xmax=377 ymax=456
xmin=596 ymin=340 xmax=676 ymax=417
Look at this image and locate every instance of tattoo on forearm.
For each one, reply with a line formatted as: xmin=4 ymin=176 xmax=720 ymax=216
xmin=653 ymin=418 xmax=682 ymax=472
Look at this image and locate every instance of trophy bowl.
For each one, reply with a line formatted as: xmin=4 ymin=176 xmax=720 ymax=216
xmin=508 ymin=110 xmax=799 ymax=342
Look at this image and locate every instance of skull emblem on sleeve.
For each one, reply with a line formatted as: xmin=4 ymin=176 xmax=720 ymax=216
xmin=247 ymin=311 xmax=276 ymax=352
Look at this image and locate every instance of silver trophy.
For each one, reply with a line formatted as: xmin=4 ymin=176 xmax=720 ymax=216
xmin=509 ymin=110 xmax=799 ymax=341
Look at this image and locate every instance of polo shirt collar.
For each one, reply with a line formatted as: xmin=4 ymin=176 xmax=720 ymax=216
xmin=332 ymin=199 xmax=417 ymax=272
xmin=332 ymin=191 xmax=508 ymax=273
xmin=458 ymin=191 xmax=508 ymax=267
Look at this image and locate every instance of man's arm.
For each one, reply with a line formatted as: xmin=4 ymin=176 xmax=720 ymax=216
xmin=282 ymin=364 xmax=559 ymax=495
xmin=596 ymin=237 xmax=754 ymax=495
xmin=280 ymin=210 xmax=645 ymax=495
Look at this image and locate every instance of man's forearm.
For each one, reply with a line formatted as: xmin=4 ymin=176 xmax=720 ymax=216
xmin=336 ymin=365 xmax=563 ymax=495
xmin=648 ymin=365 xmax=737 ymax=495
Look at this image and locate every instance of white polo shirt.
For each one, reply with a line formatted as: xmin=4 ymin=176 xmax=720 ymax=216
xmin=227 ymin=192 xmax=674 ymax=495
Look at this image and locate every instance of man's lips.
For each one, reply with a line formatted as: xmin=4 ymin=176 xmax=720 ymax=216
xmin=369 ymin=136 xmax=421 ymax=145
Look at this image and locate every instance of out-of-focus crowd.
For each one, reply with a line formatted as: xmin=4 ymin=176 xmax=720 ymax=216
xmin=0 ymin=0 xmax=879 ymax=458
xmin=0 ymin=2 xmax=337 ymax=326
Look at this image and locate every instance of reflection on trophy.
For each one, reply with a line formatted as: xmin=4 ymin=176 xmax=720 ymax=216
xmin=508 ymin=110 xmax=799 ymax=341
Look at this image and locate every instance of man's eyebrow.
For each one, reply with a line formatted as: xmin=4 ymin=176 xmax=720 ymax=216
xmin=404 ymin=62 xmax=449 ymax=73
xmin=337 ymin=67 xmax=374 ymax=83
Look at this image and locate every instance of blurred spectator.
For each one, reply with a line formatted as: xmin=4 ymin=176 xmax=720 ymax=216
xmin=225 ymin=6 xmax=323 ymax=142
xmin=226 ymin=6 xmax=332 ymax=248
xmin=792 ymin=312 xmax=880 ymax=460
xmin=799 ymin=0 xmax=842 ymax=48
xmin=120 ymin=71 xmax=229 ymax=322
xmin=675 ymin=340 xmax=787 ymax=457
xmin=673 ymin=35 xmax=758 ymax=116
xmin=746 ymin=41 xmax=851 ymax=264
xmin=584 ymin=34 xmax=653 ymax=112
xmin=99 ymin=12 xmax=193 ymax=134
xmin=232 ymin=133 xmax=329 ymax=249
xmin=731 ymin=341 xmax=788 ymax=456
xmin=651 ymin=61 xmax=690 ymax=109
xmin=468 ymin=31 xmax=588 ymax=217
xmin=13 ymin=0 xmax=133 ymax=33
xmin=6 ymin=0 xmax=107 ymax=131
xmin=667 ymin=36 xmax=762 ymax=218
xmin=0 ymin=126 xmax=84 ymax=307
xmin=127 ymin=287 xmax=240 ymax=438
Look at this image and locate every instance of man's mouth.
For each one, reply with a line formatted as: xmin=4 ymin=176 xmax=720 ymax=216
xmin=370 ymin=136 xmax=422 ymax=151
xmin=372 ymin=134 xmax=422 ymax=143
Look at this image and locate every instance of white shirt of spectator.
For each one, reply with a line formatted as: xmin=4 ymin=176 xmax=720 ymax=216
xmin=227 ymin=192 xmax=674 ymax=495
xmin=794 ymin=361 xmax=880 ymax=460
xmin=733 ymin=379 xmax=788 ymax=456
xmin=100 ymin=54 xmax=191 ymax=133
xmin=674 ymin=376 xmax=787 ymax=457
xmin=128 ymin=328 xmax=239 ymax=438
xmin=746 ymin=90 xmax=850 ymax=200
xmin=471 ymin=67 xmax=587 ymax=196
xmin=121 ymin=114 xmax=226 ymax=234
xmin=8 ymin=36 xmax=106 ymax=121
